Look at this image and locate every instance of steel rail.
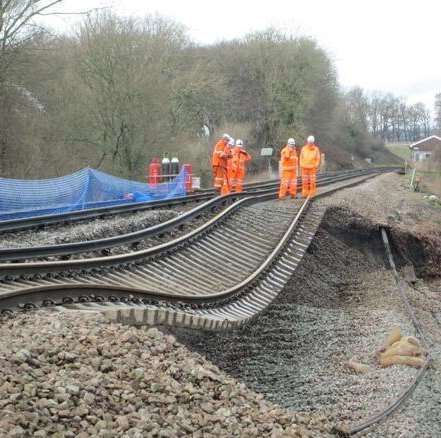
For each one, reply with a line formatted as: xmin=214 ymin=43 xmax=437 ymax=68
xmin=0 ymin=179 xmax=282 ymax=233
xmin=0 ymin=187 xmax=276 ymax=262
xmin=0 ymin=199 xmax=314 ymax=311
xmin=63 ymin=204 xmax=325 ymax=330
xmin=61 ymin=170 xmax=383 ymax=328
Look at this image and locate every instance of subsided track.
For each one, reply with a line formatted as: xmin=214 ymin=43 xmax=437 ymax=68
xmin=0 ymin=168 xmax=400 ymax=327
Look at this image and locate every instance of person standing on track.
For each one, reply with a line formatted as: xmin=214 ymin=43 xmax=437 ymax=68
xmin=278 ymin=138 xmax=298 ymax=199
xmin=300 ymin=135 xmax=321 ymax=198
xmin=223 ymin=137 xmax=235 ymax=195
xmin=220 ymin=137 xmax=234 ymax=195
xmin=230 ymin=139 xmax=251 ymax=192
xmin=212 ymin=134 xmax=231 ymax=194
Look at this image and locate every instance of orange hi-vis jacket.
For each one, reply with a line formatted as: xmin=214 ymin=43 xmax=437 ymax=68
xmin=280 ymin=145 xmax=298 ymax=170
xmin=231 ymin=147 xmax=251 ymax=172
xmin=224 ymin=144 xmax=233 ymax=170
xmin=212 ymin=139 xmax=229 ymax=167
xmin=300 ymin=144 xmax=320 ymax=169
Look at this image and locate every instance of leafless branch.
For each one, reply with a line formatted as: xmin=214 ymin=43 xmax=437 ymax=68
xmin=5 ymin=0 xmax=64 ymax=45
xmin=38 ymin=7 xmax=111 ymax=16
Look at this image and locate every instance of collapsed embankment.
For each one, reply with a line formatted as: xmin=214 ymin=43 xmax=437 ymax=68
xmin=321 ymin=205 xmax=441 ymax=280
xmin=172 ymin=201 xmax=441 ymax=437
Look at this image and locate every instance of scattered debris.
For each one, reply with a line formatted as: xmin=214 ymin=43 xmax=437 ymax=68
xmin=345 ymin=357 xmax=370 ymax=374
xmin=377 ymin=326 xmax=426 ymax=369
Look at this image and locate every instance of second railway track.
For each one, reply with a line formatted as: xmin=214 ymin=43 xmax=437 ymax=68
xmin=0 ymin=178 xmax=281 ymax=234
xmin=0 ymin=169 xmax=392 ymax=263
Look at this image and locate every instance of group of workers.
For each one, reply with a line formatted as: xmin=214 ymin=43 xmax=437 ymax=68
xmin=211 ymin=134 xmax=321 ymax=198
xmin=212 ymin=135 xmax=252 ymax=194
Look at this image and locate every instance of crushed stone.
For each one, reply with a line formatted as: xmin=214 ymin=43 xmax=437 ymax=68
xmin=0 ymin=311 xmax=328 ymax=437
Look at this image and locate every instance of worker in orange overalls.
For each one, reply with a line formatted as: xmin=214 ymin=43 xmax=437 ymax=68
xmin=212 ymin=134 xmax=231 ymax=193
xmin=300 ymin=135 xmax=321 ymax=198
xmin=220 ymin=137 xmax=234 ymax=195
xmin=230 ymin=139 xmax=251 ymax=192
xmin=224 ymin=137 xmax=235 ymax=194
xmin=278 ymin=138 xmax=298 ymax=199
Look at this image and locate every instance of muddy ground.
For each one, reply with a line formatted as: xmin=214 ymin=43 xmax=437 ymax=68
xmin=173 ymin=173 xmax=441 ymax=437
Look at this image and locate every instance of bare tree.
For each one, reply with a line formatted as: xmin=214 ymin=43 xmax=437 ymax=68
xmin=73 ymin=11 xmax=188 ymax=176
xmin=0 ymin=0 xmax=64 ymax=174
xmin=363 ymin=91 xmax=432 ymax=143
xmin=0 ymin=0 xmax=63 ymax=73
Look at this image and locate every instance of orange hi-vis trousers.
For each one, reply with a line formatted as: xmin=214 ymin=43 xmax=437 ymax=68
xmin=279 ymin=169 xmax=297 ymax=198
xmin=221 ymin=177 xmax=230 ymax=195
xmin=220 ymin=166 xmax=231 ymax=195
xmin=301 ymin=168 xmax=317 ymax=197
xmin=230 ymin=168 xmax=245 ymax=192
xmin=213 ymin=166 xmax=231 ymax=195
xmin=213 ymin=165 xmax=225 ymax=192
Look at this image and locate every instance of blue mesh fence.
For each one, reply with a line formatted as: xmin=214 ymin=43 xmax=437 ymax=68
xmin=0 ymin=167 xmax=187 ymax=221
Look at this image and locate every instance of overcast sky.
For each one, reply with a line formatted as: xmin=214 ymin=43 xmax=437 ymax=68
xmin=43 ymin=0 xmax=440 ymax=110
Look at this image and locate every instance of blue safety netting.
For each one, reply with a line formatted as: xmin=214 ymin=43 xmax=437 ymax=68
xmin=0 ymin=167 xmax=187 ymax=221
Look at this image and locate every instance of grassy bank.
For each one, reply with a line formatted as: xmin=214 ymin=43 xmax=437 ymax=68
xmin=385 ymin=143 xmax=411 ymax=161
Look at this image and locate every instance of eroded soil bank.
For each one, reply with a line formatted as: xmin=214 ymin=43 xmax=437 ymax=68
xmin=173 ymin=174 xmax=441 ymax=437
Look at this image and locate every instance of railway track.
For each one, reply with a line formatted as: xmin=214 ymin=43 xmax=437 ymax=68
xmin=0 ymin=168 xmax=400 ymax=327
xmin=0 ymin=186 xmax=278 ymax=262
xmin=0 ymin=169 xmax=379 ymax=235
xmin=0 ymin=178 xmax=280 ymax=234
xmin=0 ymin=170 xmax=389 ymax=263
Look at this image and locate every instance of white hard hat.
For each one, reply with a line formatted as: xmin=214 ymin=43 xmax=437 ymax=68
xmin=287 ymin=138 xmax=295 ymax=146
xmin=223 ymin=133 xmax=230 ymax=139
xmin=236 ymin=139 xmax=243 ymax=146
xmin=307 ymin=135 xmax=315 ymax=144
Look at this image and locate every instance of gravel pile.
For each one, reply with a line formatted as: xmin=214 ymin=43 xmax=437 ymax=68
xmin=0 ymin=311 xmax=326 ymax=437
xmin=0 ymin=210 xmax=178 ymax=249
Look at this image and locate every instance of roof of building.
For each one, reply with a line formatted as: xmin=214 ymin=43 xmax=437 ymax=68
xmin=410 ymin=135 xmax=441 ymax=150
